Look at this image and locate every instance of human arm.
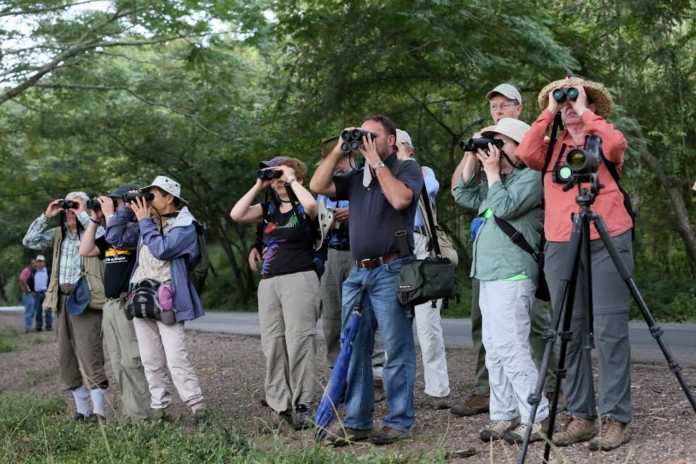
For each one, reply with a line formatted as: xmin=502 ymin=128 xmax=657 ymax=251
xmin=229 ymin=181 xmax=266 ymax=224
xmin=18 ymin=268 xmax=31 ymax=293
xmin=451 ymin=152 xmax=480 ymax=191
xmin=516 ymin=110 xmax=554 ymax=171
xmin=105 ymin=205 xmax=140 ymax=248
xmin=275 ymin=165 xmax=318 ymax=219
xmin=310 ymin=139 xmax=344 ymax=197
xmin=79 ymin=207 xmax=104 ymax=257
xmin=452 ymin=175 xmax=487 ymax=211
xmin=362 ymin=137 xmax=416 ymax=210
xmin=248 ymin=247 xmax=262 ymax=272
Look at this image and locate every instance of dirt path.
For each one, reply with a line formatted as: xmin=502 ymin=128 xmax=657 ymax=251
xmin=1 ymin=313 xmax=694 ymax=463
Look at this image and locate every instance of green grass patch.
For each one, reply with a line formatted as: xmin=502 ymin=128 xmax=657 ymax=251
xmin=0 ymin=328 xmax=19 ymax=353
xmin=0 ymin=393 xmax=445 ymax=463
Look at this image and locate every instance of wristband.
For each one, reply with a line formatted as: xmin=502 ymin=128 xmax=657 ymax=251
xmin=373 ymin=160 xmax=386 ymax=170
xmin=89 ymin=217 xmax=100 ymax=225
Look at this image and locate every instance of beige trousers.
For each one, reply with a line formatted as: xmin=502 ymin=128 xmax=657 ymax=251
xmin=57 ymin=295 xmax=107 ymax=390
xmin=102 ymin=298 xmax=151 ymax=420
xmin=258 ymin=270 xmax=320 ymax=413
xmin=132 ymin=318 xmax=204 ymax=412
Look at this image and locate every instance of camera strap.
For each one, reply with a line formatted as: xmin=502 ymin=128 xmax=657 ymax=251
xmin=541 ymin=112 xmax=564 ymax=210
xmin=493 ymin=216 xmax=540 ymax=262
xmin=419 ymin=183 xmax=442 ymax=257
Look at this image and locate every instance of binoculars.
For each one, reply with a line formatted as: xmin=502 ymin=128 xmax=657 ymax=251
xmin=123 ymin=191 xmax=154 ymax=203
xmin=256 ymin=168 xmax=283 ymax=181
xmin=460 ymin=137 xmax=504 ymax=152
xmin=340 ymin=128 xmax=376 ymax=153
xmin=57 ymin=199 xmax=79 ymax=210
xmin=552 ymin=87 xmax=579 ymax=103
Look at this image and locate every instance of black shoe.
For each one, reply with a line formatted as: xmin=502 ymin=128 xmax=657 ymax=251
xmin=369 ymin=426 xmax=411 ymax=446
xmin=73 ymin=413 xmax=92 ymax=422
xmin=292 ymin=404 xmax=312 ymax=430
xmin=36 ymin=327 xmax=43 ymax=332
xmin=46 ymin=326 xmax=53 ymax=331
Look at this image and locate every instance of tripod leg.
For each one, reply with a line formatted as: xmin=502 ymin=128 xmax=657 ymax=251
xmin=517 ymin=214 xmax=585 ymax=464
xmin=592 ymin=217 xmax=696 ymax=413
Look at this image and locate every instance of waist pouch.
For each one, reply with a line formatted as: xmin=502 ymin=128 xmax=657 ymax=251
xmin=126 ymin=279 xmax=176 ymax=325
xmin=397 ymin=257 xmax=457 ymax=307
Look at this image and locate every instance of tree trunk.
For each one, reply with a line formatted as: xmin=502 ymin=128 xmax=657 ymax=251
xmin=640 ymin=151 xmax=696 ymax=271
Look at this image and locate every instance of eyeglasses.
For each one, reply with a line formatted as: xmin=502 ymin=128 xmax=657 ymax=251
xmin=489 ymin=102 xmax=519 ymax=111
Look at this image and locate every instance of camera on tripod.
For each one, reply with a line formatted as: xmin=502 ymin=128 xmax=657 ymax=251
xmin=552 ymin=135 xmax=602 ymax=188
xmin=340 ymin=129 xmax=376 ymax=153
xmin=459 ymin=137 xmax=504 ymax=153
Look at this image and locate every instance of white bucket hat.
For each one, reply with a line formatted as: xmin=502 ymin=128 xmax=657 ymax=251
xmin=396 ymin=128 xmax=414 ymax=148
xmin=142 ymin=176 xmax=188 ymax=204
xmin=482 ymin=118 xmax=531 ymax=144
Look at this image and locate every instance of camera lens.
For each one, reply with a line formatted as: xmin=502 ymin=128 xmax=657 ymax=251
xmin=567 ymin=148 xmax=587 ymax=171
xmin=351 ymin=129 xmax=363 ymax=141
xmin=340 ymin=142 xmax=351 ymax=153
xmin=340 ymin=129 xmax=352 ymax=141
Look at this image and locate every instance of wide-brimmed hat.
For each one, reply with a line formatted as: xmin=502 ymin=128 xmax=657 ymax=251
xmin=537 ymin=77 xmax=614 ymax=118
xmin=482 ymin=118 xmax=531 ymax=144
xmin=141 ymin=176 xmax=187 ymax=204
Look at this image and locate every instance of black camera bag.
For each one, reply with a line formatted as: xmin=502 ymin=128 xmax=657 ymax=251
xmin=397 ymin=183 xmax=457 ymax=307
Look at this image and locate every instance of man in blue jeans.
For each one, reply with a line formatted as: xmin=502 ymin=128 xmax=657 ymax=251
xmin=310 ymin=115 xmax=423 ymax=446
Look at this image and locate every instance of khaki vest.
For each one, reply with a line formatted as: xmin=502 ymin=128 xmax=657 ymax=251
xmin=43 ymin=227 xmax=105 ymax=311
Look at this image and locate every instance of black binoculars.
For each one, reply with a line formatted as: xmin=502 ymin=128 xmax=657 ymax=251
xmin=340 ymin=128 xmax=376 ymax=153
xmin=57 ymin=199 xmax=79 ymax=210
xmin=124 ymin=191 xmax=154 ymax=203
xmin=256 ymin=168 xmax=283 ymax=181
xmin=460 ymin=137 xmax=504 ymax=152
xmin=552 ymin=87 xmax=579 ymax=103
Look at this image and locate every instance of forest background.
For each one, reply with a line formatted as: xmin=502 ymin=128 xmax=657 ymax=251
xmin=1 ymin=0 xmax=695 ymax=321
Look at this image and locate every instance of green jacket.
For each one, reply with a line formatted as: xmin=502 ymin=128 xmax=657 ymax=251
xmin=453 ymin=168 xmax=543 ymax=281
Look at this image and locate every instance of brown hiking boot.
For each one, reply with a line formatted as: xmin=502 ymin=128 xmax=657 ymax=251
xmin=552 ymin=416 xmax=595 ymax=446
xmin=326 ymin=424 xmax=372 ymax=447
xmin=451 ymin=393 xmax=489 ymax=417
xmin=588 ymin=418 xmax=630 ymax=451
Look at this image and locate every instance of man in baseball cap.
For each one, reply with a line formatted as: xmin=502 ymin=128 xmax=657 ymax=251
xmin=486 ymin=83 xmax=523 ymax=123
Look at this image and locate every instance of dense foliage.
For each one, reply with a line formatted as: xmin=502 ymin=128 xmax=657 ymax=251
xmin=1 ymin=1 xmax=695 ymax=319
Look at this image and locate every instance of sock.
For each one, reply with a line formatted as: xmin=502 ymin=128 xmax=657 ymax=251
xmin=71 ymin=386 xmax=92 ymax=416
xmin=90 ymin=388 xmax=106 ymax=417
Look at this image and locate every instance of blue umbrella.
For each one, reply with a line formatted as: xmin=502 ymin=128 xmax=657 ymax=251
xmin=314 ymin=291 xmax=364 ymax=441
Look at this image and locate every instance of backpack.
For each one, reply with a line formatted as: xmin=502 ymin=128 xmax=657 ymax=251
xmin=187 ymin=222 xmax=209 ymax=293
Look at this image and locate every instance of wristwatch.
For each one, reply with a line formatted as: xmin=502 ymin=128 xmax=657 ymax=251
xmin=373 ymin=160 xmax=386 ymax=170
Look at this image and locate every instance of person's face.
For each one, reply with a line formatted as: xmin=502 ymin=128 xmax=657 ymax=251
xmin=493 ymin=134 xmax=520 ymax=166
xmin=560 ymin=99 xmax=596 ymax=127
xmin=361 ymin=120 xmax=396 ymax=158
xmin=334 ymin=155 xmax=352 ymax=175
xmin=489 ymin=95 xmax=522 ymax=123
xmin=149 ymin=188 xmax=173 ymax=213
xmin=35 ymin=260 xmax=45 ymax=270
xmin=30 ymin=260 xmax=37 ymax=269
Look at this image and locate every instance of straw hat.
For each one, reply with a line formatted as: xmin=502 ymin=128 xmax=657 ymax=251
xmin=537 ymin=77 xmax=614 ymax=118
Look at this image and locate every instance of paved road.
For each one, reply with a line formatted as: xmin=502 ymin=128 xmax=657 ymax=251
xmin=2 ymin=307 xmax=694 ymax=365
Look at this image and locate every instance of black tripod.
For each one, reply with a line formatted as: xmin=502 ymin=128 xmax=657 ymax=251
xmin=517 ymin=175 xmax=696 ymax=464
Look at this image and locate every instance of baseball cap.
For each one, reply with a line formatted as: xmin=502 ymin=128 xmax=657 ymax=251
xmin=482 ymin=118 xmax=531 ymax=144
xmin=396 ymin=129 xmax=414 ymax=148
xmin=141 ymin=176 xmax=187 ymax=204
xmin=486 ymin=83 xmax=523 ymax=104
xmin=259 ymin=156 xmax=289 ymax=169
xmin=35 ymin=255 xmax=46 ymax=262
xmin=107 ymin=184 xmax=139 ymax=198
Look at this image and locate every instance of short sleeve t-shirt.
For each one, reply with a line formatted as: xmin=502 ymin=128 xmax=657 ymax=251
xmin=96 ymin=236 xmax=137 ymax=298
xmin=333 ymin=154 xmax=424 ymax=261
xmin=261 ymin=202 xmax=315 ymax=278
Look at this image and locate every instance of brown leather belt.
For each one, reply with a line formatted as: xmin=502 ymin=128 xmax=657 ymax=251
xmin=356 ymin=252 xmax=399 ymax=270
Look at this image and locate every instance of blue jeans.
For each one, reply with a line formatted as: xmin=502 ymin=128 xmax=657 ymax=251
xmin=22 ymin=293 xmax=35 ymax=330
xmin=341 ymin=258 xmax=416 ymax=432
xmin=33 ymin=291 xmax=50 ymax=329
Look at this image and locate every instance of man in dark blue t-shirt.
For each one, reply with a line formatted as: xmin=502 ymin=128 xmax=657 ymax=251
xmin=310 ymin=115 xmax=424 ymax=446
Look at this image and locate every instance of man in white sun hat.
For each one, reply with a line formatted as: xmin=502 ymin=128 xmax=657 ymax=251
xmin=105 ymin=175 xmax=207 ymax=423
xmin=453 ymin=117 xmax=549 ymax=444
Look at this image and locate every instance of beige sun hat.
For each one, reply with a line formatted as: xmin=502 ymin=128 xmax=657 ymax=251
xmin=482 ymin=118 xmax=531 ymax=144
xmin=537 ymin=76 xmax=614 ymax=118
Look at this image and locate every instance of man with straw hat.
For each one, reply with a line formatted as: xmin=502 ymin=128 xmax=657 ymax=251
xmin=516 ymin=77 xmax=634 ymax=451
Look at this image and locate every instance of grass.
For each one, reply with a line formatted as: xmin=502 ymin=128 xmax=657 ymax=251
xmin=0 ymin=393 xmax=447 ymax=464
xmin=0 ymin=328 xmax=19 ymax=353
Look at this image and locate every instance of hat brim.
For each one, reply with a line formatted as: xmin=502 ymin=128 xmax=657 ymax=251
xmin=141 ymin=184 xmax=188 ymax=205
xmin=537 ymin=77 xmax=614 ymax=118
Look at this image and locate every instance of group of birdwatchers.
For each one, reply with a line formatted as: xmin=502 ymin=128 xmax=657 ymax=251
xmin=20 ymin=76 xmax=635 ymax=452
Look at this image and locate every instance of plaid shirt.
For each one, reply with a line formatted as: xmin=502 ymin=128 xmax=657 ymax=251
xmin=23 ymin=212 xmax=103 ymax=285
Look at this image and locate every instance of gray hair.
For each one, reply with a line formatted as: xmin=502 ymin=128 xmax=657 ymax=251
xmin=65 ymin=191 xmax=89 ymax=203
